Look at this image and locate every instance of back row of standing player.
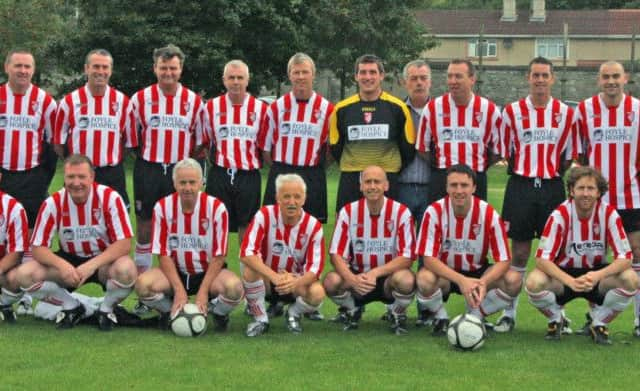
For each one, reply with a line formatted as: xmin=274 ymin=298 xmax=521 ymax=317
xmin=0 ymin=45 xmax=638 ymax=337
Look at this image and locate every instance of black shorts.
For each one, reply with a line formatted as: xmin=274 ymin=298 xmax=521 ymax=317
xmin=266 ymin=290 xmax=297 ymax=305
xmin=336 ymin=171 xmax=399 ymax=214
xmin=55 ymin=250 xmax=104 ymax=289
xmin=133 ymin=159 xmax=176 ymax=219
xmin=617 ymin=208 xmax=640 ymax=234
xmin=556 ymin=265 xmax=607 ymax=306
xmin=95 ymin=163 xmax=130 ymax=208
xmin=178 ymin=271 xmax=206 ymax=296
xmin=428 ymin=168 xmax=487 ymax=205
xmin=442 ymin=264 xmax=490 ymax=302
xmin=263 ymin=162 xmax=328 ymax=223
xmin=352 ymin=274 xmax=394 ymax=306
xmin=502 ymin=175 xmax=565 ymax=241
xmin=0 ymin=165 xmax=49 ymax=228
xmin=205 ymin=164 xmax=260 ymax=232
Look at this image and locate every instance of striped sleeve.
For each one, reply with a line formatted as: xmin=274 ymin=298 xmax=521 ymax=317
xmin=42 ymin=94 xmax=57 ymax=143
xmin=52 ymin=95 xmax=72 ymax=145
xmin=535 ymin=208 xmax=567 ymax=261
xmin=488 ymin=208 xmax=510 ymax=262
xmin=103 ymin=187 xmax=133 ymax=242
xmin=211 ymin=198 xmax=229 ymax=257
xmin=30 ymin=196 xmax=59 ymax=248
xmin=6 ymin=198 xmax=28 ymax=253
xmin=304 ymin=221 xmax=325 ymax=278
xmin=329 ymin=206 xmax=351 ymax=259
xmin=416 ymin=202 xmax=442 ymax=258
xmin=396 ymin=206 xmax=416 ymax=260
xmin=605 ymin=206 xmax=632 ymax=260
xmin=240 ymin=207 xmax=267 ymax=257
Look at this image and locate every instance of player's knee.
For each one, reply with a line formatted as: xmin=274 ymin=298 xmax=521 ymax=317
xmin=134 ymin=272 xmax=156 ymax=297
xmin=111 ymin=256 xmax=137 ymax=285
xmin=525 ymin=270 xmax=546 ymax=293
xmin=322 ymin=272 xmax=342 ymax=295
xmin=14 ymin=262 xmax=41 ymax=288
xmin=416 ymin=268 xmax=437 ymax=294
xmin=391 ymin=269 xmax=415 ymax=294
xmin=620 ymin=269 xmax=639 ymax=291
xmin=503 ymin=270 xmax=523 ymax=296
xmin=223 ymin=276 xmax=244 ymax=300
xmin=306 ymin=282 xmax=326 ymax=305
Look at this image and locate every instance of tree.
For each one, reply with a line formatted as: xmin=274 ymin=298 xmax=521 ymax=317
xmin=308 ymin=0 xmax=437 ymax=99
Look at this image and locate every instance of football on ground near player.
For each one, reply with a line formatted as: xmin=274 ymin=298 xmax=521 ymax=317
xmin=447 ymin=313 xmax=487 ymax=351
xmin=170 ymin=303 xmax=208 ymax=337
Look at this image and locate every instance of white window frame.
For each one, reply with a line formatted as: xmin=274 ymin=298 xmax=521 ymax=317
xmin=468 ymin=39 xmax=497 ymax=58
xmin=535 ymin=38 xmax=568 ymax=59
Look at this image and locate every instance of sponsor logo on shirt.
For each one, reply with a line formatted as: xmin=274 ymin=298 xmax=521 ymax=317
xmin=149 ymin=115 xmax=189 ymax=129
xmin=0 ymin=114 xmax=38 ymax=130
xmin=521 ymin=128 xmax=557 ymax=144
xmin=347 ymin=124 xmax=389 ymax=141
xmin=592 ymin=127 xmax=633 ymax=142
xmin=440 ymin=128 xmax=481 ymax=142
xmin=280 ymin=122 xmax=319 ymax=137
xmin=77 ymin=115 xmax=119 ymax=130
xmin=569 ymin=241 xmax=605 ymax=256
xmin=352 ymin=238 xmax=394 ymax=254
xmin=218 ymin=125 xmax=256 ymax=139
xmin=62 ymin=226 xmax=101 ymax=241
xmin=168 ymin=234 xmax=209 ymax=251
xmin=442 ymin=238 xmax=479 ymax=254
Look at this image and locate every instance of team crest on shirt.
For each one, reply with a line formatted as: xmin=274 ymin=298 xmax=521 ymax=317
xmin=628 ymin=111 xmax=636 ymax=123
xmin=472 ymin=224 xmax=481 ymax=237
xmin=200 ymin=218 xmax=209 ymax=231
xmin=312 ymin=109 xmax=322 ymax=122
xmin=0 ymin=215 xmax=5 ymax=227
xmin=299 ymin=233 xmax=308 ymax=246
xmin=31 ymin=101 xmax=40 ymax=113
xmin=593 ymin=223 xmax=600 ymax=236
xmin=183 ymin=101 xmax=191 ymax=112
xmin=92 ymin=208 xmax=102 ymax=221
xmin=364 ymin=112 xmax=373 ymax=124
xmin=474 ymin=112 xmax=483 ymax=123
xmin=385 ymin=220 xmax=395 ymax=232
xmin=111 ymin=102 xmax=120 ymax=113
xmin=249 ymin=112 xmax=257 ymax=123
xmin=554 ymin=113 xmax=563 ymax=124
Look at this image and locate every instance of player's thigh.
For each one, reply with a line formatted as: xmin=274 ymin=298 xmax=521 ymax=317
xmin=136 ymin=268 xmax=172 ymax=295
xmin=209 ymin=269 xmax=243 ymax=297
xmin=599 ymin=268 xmax=639 ymax=292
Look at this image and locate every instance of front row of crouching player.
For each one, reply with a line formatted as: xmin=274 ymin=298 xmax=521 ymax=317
xmin=1 ymin=157 xmax=637 ymax=344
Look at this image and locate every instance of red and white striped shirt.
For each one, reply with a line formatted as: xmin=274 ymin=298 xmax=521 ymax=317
xmin=128 ymin=83 xmax=204 ymax=164
xmin=416 ymin=196 xmax=510 ymax=271
xmin=330 ymin=197 xmax=415 ymax=274
xmin=416 ymin=93 xmax=501 ymax=172
xmin=0 ymin=83 xmax=56 ymax=171
xmin=575 ymin=94 xmax=640 ymax=209
xmin=54 ymin=85 xmax=135 ymax=167
xmin=0 ymin=191 xmax=28 ymax=258
xmin=257 ymin=92 xmax=334 ymax=166
xmin=203 ymin=93 xmax=267 ymax=170
xmin=502 ymin=96 xmax=577 ymax=178
xmin=536 ymin=199 xmax=631 ymax=268
xmin=31 ymin=183 xmax=132 ymax=258
xmin=152 ymin=192 xmax=228 ymax=275
xmin=240 ymin=204 xmax=325 ymax=277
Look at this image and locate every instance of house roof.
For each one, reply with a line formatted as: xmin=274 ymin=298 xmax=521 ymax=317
xmin=416 ymin=9 xmax=640 ymax=36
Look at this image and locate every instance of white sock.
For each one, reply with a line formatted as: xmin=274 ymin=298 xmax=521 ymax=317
xmin=592 ymin=288 xmax=636 ymax=327
xmin=329 ymin=290 xmax=356 ymax=311
xmin=288 ymin=296 xmax=318 ymax=318
xmin=526 ymin=287 xmax=562 ymax=323
xmin=23 ymin=281 xmax=79 ymax=310
xmin=243 ymin=279 xmax=268 ymax=323
xmin=100 ymin=279 xmax=134 ymax=312
xmin=0 ymin=288 xmax=23 ymax=306
xmin=390 ymin=290 xmax=414 ymax=316
xmin=477 ymin=288 xmax=514 ymax=318
xmin=210 ymin=294 xmax=242 ymax=316
xmin=416 ymin=289 xmax=447 ymax=319
xmin=140 ymin=292 xmax=172 ymax=314
xmin=503 ymin=266 xmax=525 ymax=319
xmin=135 ymin=242 xmax=152 ymax=274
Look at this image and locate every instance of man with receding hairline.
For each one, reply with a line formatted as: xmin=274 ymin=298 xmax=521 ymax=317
xmin=575 ymin=60 xmax=640 ymax=337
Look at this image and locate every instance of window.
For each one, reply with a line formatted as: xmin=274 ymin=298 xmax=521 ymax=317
xmin=536 ymin=38 xmax=567 ymax=59
xmin=468 ymin=39 xmax=497 ymax=57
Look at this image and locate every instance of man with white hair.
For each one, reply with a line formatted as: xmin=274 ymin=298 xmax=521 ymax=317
xmin=240 ymin=173 xmax=325 ymax=336
xmin=135 ymin=158 xmax=243 ymax=331
xmin=202 ymin=60 xmax=268 ymax=247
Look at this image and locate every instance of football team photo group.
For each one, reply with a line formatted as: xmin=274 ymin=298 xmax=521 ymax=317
xmin=2 ymin=44 xmax=640 ymax=351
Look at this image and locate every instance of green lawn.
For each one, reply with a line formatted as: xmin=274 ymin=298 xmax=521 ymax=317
xmin=1 ymin=160 xmax=639 ymax=390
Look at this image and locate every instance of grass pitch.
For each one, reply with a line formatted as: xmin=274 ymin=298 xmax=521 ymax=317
xmin=1 ymin=161 xmax=639 ymax=390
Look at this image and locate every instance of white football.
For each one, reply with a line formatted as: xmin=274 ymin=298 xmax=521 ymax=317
xmin=447 ymin=313 xmax=486 ymax=351
xmin=170 ymin=303 xmax=207 ymax=337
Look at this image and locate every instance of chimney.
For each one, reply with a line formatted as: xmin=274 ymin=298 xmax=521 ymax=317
xmin=501 ymin=0 xmax=517 ymax=22
xmin=530 ymin=0 xmax=546 ymax=22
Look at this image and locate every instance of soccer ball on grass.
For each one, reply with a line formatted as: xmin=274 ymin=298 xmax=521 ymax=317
xmin=170 ymin=303 xmax=207 ymax=337
xmin=447 ymin=313 xmax=486 ymax=351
